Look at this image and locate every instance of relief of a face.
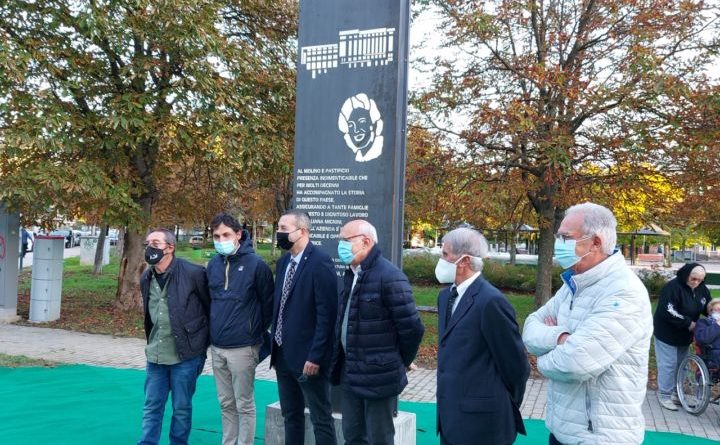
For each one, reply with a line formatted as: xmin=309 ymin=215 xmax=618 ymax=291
xmin=347 ymin=108 xmax=374 ymax=149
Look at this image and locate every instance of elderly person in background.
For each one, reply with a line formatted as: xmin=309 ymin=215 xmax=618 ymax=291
xmin=695 ymin=298 xmax=720 ymax=369
xmin=653 ymin=262 xmax=710 ymax=410
xmin=523 ymin=202 xmax=652 ymax=445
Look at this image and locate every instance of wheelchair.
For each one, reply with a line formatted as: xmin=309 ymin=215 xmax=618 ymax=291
xmin=676 ymin=343 xmax=720 ymax=415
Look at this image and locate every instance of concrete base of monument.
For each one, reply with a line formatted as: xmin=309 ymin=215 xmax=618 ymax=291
xmin=264 ymin=401 xmax=417 ymax=444
xmin=0 ymin=309 xmax=20 ymax=323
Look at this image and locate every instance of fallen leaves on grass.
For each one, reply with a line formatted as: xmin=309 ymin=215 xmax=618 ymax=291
xmin=16 ymin=291 xmax=144 ymax=338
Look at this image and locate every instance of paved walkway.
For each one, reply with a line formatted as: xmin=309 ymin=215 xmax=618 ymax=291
xmin=1 ymin=323 xmax=718 ymax=440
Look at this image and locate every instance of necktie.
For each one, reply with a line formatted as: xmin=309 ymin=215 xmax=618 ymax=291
xmin=274 ymin=260 xmax=297 ymax=346
xmin=445 ymin=286 xmax=459 ymax=327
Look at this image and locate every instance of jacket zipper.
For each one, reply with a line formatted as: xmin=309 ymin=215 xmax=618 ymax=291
xmin=224 ymin=257 xmax=230 ymax=291
xmin=586 ymin=379 xmax=595 ymax=432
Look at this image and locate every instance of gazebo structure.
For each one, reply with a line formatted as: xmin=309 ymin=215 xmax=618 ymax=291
xmin=619 ymin=223 xmax=671 ymax=266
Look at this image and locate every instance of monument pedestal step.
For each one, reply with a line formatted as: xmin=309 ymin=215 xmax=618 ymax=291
xmin=264 ymin=401 xmax=416 ymax=444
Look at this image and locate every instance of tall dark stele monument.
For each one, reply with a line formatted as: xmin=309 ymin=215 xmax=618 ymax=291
xmin=293 ymin=0 xmax=410 ymax=273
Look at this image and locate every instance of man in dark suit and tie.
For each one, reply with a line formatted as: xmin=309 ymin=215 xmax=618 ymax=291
xmin=435 ymin=227 xmax=530 ymax=445
xmin=270 ymin=210 xmax=338 ymax=445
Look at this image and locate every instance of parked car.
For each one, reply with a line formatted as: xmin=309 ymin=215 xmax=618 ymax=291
xmin=50 ymin=229 xmax=73 ymax=249
xmin=49 ymin=229 xmax=80 ymax=248
xmin=189 ymin=235 xmax=205 ymax=248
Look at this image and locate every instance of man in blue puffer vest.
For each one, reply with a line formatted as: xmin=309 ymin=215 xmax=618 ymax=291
xmin=330 ymin=219 xmax=425 ymax=445
xmin=207 ymin=213 xmax=274 ymax=445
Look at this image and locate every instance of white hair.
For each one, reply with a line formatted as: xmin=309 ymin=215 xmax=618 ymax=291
xmin=564 ymin=202 xmax=617 ymax=255
xmin=442 ymin=227 xmax=489 ymax=272
xmin=356 ymin=220 xmax=378 ymax=244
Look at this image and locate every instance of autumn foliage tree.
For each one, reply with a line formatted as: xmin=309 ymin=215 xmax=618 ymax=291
xmin=405 ymin=125 xmax=534 ymax=264
xmin=0 ymin=0 xmax=297 ymax=309
xmin=404 ymin=126 xmax=457 ymax=230
xmin=416 ymin=0 xmax=720 ymax=305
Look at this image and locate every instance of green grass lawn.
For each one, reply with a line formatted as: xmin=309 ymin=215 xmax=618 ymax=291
xmin=17 ymin=255 xmax=143 ymax=337
xmin=0 ymin=353 xmax=56 ymax=368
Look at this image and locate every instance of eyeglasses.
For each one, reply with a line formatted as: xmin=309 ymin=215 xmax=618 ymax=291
xmin=554 ymin=234 xmax=591 ymax=244
xmin=143 ymin=242 xmax=169 ymax=248
xmin=339 ymin=234 xmax=365 ymax=243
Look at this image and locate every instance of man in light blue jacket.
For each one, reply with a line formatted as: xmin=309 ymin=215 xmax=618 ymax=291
xmin=523 ymin=203 xmax=653 ymax=445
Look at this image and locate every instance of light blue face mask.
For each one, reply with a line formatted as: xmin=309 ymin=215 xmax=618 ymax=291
xmin=553 ymin=236 xmax=591 ymax=269
xmin=337 ymin=240 xmax=355 ymax=265
xmin=214 ymin=240 xmax=237 ymax=256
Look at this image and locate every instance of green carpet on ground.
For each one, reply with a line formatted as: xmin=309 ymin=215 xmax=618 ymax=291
xmin=0 ymin=364 xmax=714 ymax=444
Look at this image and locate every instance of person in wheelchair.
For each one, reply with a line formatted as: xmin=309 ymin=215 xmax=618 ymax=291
xmin=695 ymin=298 xmax=720 ymax=373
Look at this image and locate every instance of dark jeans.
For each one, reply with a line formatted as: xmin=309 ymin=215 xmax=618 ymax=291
xmin=549 ymin=433 xmax=565 ymax=445
xmin=137 ymin=355 xmax=205 ymax=445
xmin=275 ymin=347 xmax=336 ymax=445
xmin=340 ymin=361 xmax=395 ymax=445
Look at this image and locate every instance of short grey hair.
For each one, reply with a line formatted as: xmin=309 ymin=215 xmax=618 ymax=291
xmin=148 ymin=228 xmax=176 ymax=246
xmin=564 ymin=202 xmax=617 ymax=255
xmin=356 ymin=220 xmax=378 ymax=244
xmin=442 ymin=227 xmax=488 ymax=272
xmin=283 ymin=210 xmax=311 ymax=231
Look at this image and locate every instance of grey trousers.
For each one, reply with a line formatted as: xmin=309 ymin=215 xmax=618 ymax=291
xmin=211 ymin=344 xmax=260 ymax=445
xmin=654 ymin=337 xmax=689 ymax=400
xmin=340 ymin=361 xmax=395 ymax=445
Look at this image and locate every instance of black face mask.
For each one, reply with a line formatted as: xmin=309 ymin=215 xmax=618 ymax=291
xmin=145 ymin=246 xmax=165 ymax=265
xmin=276 ymin=229 xmax=299 ymax=250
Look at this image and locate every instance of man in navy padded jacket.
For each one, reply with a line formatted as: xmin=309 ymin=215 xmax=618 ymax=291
xmin=207 ymin=213 xmax=274 ymax=445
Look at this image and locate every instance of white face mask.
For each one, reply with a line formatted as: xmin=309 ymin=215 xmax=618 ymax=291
xmin=711 ymin=312 xmax=720 ymax=321
xmin=435 ymin=256 xmax=466 ymax=284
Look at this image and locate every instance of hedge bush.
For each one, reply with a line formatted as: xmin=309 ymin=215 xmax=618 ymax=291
xmin=402 ymin=253 xmax=439 ymax=285
xmin=634 ymin=268 xmax=674 ymax=297
xmin=402 ymin=253 xmax=564 ymax=293
xmin=483 ymin=261 xmax=564 ymax=293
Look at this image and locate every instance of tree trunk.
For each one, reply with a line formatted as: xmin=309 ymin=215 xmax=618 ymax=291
xmin=115 ymin=229 xmax=146 ymax=311
xmin=271 ymin=221 xmax=278 ymax=259
xmin=531 ymin=199 xmax=563 ymax=308
xmin=116 ymin=227 xmax=126 ymax=259
xmin=92 ymin=224 xmax=108 ymax=275
xmin=534 ymin=223 xmax=556 ymax=307
xmin=115 ymin=188 xmax=153 ymax=311
xmin=252 ymin=220 xmax=257 ymax=250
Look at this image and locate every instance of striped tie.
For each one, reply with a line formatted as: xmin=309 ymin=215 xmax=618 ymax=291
xmin=274 ymin=260 xmax=297 ymax=346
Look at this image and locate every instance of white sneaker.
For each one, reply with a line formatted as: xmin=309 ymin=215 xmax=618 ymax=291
xmin=671 ymin=393 xmax=682 ymax=405
xmin=659 ymin=398 xmax=679 ymax=411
